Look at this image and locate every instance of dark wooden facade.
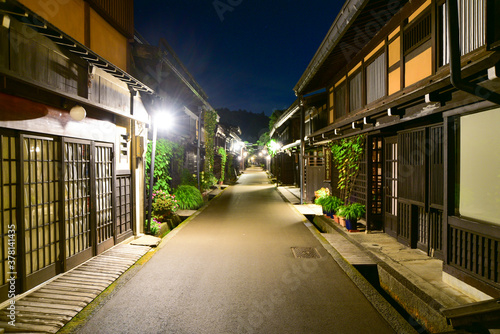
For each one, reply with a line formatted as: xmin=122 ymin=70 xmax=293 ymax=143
xmin=294 ymin=0 xmax=500 ymax=298
xmin=0 ymin=0 xmax=149 ymax=302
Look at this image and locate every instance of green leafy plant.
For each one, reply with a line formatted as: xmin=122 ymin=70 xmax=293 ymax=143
xmin=145 ymin=139 xmax=185 ymax=194
xmin=337 ymin=203 xmax=366 ymax=220
xmin=226 ymin=154 xmax=235 ymax=182
xmin=203 ymin=110 xmax=218 ymax=190
xmin=269 ymin=109 xmax=284 ymax=131
xmin=201 ymin=172 xmax=218 ymax=190
xmin=267 ymin=139 xmax=280 ymax=157
xmin=318 ymin=196 xmax=343 ymax=214
xmin=218 ymin=147 xmax=227 ymax=183
xmin=173 ymin=185 xmax=204 ymax=210
xmin=329 ymin=134 xmax=366 ymax=204
xmin=152 ymin=190 xmax=179 ymax=221
xmin=146 ymin=218 xmax=161 ymax=235
xmin=180 ymin=168 xmax=197 ymax=187
xmin=314 ymin=187 xmax=331 ymax=201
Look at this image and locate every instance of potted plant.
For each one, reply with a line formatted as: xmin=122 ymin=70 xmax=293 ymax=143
xmin=337 ymin=202 xmax=365 ymax=231
xmin=320 ymin=196 xmax=343 ymax=218
xmin=314 ymin=188 xmax=330 ymax=216
xmin=336 ymin=205 xmax=346 ymax=226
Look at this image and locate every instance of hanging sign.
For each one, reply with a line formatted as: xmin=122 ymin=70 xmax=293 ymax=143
xmin=324 ymin=146 xmax=332 ymax=182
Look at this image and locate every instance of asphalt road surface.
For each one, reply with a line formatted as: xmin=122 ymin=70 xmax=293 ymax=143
xmin=76 ymin=168 xmax=396 ymax=333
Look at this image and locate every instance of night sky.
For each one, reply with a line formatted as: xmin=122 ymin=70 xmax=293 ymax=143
xmin=134 ymin=1 xmax=343 ymax=116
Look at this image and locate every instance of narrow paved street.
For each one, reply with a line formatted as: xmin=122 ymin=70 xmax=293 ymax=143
xmin=76 ymin=168 xmax=395 ymax=333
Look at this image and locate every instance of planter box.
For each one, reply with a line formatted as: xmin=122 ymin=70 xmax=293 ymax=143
xmin=345 ymin=218 xmax=358 ymax=232
xmin=155 ymin=222 xmax=170 ymax=237
xmin=333 ymin=215 xmax=340 ymax=224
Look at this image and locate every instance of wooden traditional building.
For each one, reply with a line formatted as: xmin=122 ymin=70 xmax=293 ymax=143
xmin=270 ymin=92 xmax=329 ymax=202
xmin=131 ymin=35 xmax=212 ymax=188
xmin=0 ymin=0 xmax=154 ymax=302
xmin=214 ymin=123 xmax=243 ymax=182
xmin=294 ymin=0 xmax=500 ymax=299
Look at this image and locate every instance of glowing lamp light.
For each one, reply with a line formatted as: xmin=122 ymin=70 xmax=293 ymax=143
xmin=154 ymin=112 xmax=174 ymax=130
xmin=234 ymin=141 xmax=243 ymax=151
xmin=70 ymin=105 xmax=86 ymax=121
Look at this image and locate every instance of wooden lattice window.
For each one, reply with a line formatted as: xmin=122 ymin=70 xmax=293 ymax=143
xmin=22 ymin=135 xmax=60 ymax=276
xmin=351 ymin=156 xmax=366 ymax=208
xmin=366 ymin=52 xmax=386 ymax=104
xmin=95 ymin=145 xmax=114 ymax=244
xmin=370 ymin=137 xmax=382 ymax=214
xmin=116 ymin=175 xmax=132 ymax=236
xmin=404 ymin=11 xmax=431 ymax=55
xmin=449 ymin=226 xmax=499 ymax=284
xmin=0 ymin=132 xmax=17 ymax=287
xmin=349 ymin=71 xmax=363 ymax=112
xmin=334 ymin=82 xmax=347 ymax=120
xmin=64 ymin=141 xmax=91 ymax=258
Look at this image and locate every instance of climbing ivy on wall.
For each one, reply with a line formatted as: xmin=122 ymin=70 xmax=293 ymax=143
xmin=329 ymin=134 xmax=366 ymax=204
xmin=203 ymin=109 xmax=218 ymax=189
xmin=145 ymin=139 xmax=184 ymax=194
xmin=218 ymin=147 xmax=227 ymax=183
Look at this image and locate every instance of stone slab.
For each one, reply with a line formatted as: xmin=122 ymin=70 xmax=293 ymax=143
xmin=294 ymin=204 xmax=323 ymax=215
xmin=130 ymin=235 xmax=161 ymax=247
xmin=176 ymin=210 xmax=197 ymax=218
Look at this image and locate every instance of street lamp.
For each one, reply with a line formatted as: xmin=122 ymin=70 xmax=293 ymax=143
xmin=146 ymin=111 xmax=174 ymax=234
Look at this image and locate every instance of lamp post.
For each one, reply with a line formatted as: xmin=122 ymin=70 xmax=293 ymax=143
xmin=146 ymin=119 xmax=157 ymax=234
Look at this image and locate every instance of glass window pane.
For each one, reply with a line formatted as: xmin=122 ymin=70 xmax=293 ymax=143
xmin=349 ymin=72 xmax=362 ymax=112
xmin=366 ymin=52 xmax=386 ymax=104
xmin=459 ymin=108 xmax=500 ymax=225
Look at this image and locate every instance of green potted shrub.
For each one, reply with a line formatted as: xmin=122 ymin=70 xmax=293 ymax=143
xmin=314 ymin=187 xmax=330 ymax=215
xmin=337 ymin=202 xmax=365 ymax=231
xmin=319 ymin=196 xmax=343 ymax=218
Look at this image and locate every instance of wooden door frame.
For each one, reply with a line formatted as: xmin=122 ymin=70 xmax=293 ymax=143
xmin=383 ymin=135 xmax=398 ymax=238
xmin=94 ymin=142 xmax=116 ymax=255
xmin=62 ymin=137 xmax=93 ymax=272
xmin=19 ymin=133 xmax=60 ymax=291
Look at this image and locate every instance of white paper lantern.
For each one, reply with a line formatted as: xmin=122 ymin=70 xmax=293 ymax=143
xmin=70 ymin=105 xmax=86 ymax=121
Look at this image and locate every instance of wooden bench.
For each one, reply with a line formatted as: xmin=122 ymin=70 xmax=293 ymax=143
xmin=441 ymin=298 xmax=500 ymax=331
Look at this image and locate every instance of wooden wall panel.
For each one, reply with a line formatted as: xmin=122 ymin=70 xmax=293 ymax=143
xmin=89 ymin=8 xmax=128 ymax=71
xmin=388 ymin=68 xmax=401 ymax=95
xmin=17 ymin=0 xmax=85 ymax=44
xmin=404 ymin=46 xmax=432 ymax=87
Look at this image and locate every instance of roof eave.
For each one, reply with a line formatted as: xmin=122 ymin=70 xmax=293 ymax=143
xmin=293 ymin=0 xmax=369 ymax=96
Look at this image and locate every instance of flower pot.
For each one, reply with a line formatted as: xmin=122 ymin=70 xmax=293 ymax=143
xmin=345 ymin=218 xmax=358 ymax=231
xmin=339 ymin=217 xmax=346 ymax=227
xmin=333 ymin=215 xmax=340 ymax=224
